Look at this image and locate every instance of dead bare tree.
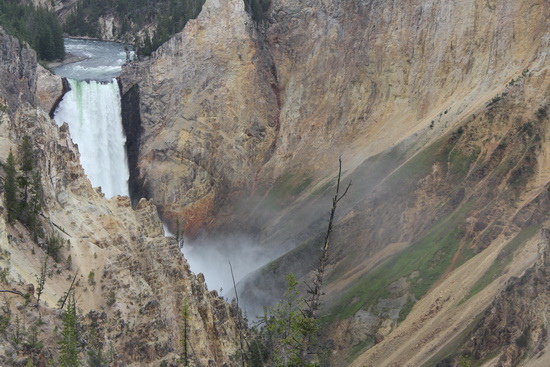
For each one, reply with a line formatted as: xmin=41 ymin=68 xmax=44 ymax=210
xmin=60 ymin=273 xmax=78 ymax=310
xmin=301 ymin=157 xmax=351 ymax=360
xmin=0 ymin=289 xmax=26 ymax=298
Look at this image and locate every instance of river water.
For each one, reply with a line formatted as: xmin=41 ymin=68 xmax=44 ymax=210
xmin=53 ymin=38 xmax=131 ymax=198
xmin=53 ymin=38 xmax=132 ymax=81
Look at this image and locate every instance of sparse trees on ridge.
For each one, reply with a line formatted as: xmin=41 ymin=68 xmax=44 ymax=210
xmin=2 ymin=136 xmax=45 ymax=241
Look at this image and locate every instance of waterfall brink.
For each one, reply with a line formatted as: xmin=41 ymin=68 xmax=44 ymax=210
xmin=54 ymin=79 xmax=129 ymax=198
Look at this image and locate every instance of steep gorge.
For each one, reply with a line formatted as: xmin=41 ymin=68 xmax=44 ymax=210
xmin=119 ymin=0 xmax=550 ymax=365
xmin=121 ymin=0 xmax=550 ymax=237
xmin=2 ymin=0 xmax=550 ymax=365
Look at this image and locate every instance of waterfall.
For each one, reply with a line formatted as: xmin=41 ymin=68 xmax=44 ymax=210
xmin=54 ymin=79 xmax=129 ymax=198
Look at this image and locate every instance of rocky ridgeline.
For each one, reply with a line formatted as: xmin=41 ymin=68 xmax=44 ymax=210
xmin=0 ymin=27 xmax=240 ymax=366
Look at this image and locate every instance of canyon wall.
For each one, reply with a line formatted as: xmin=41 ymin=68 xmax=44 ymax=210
xmin=0 ymin=27 xmax=240 ymax=366
xmin=120 ymin=0 xmax=550 ymax=365
xmin=121 ymin=0 xmax=279 ymax=234
xmin=121 ymin=0 xmax=550 ymax=236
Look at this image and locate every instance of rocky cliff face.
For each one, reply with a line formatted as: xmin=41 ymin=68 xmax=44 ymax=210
xmin=0 ymin=27 xmax=37 ymax=117
xmin=120 ymin=0 xmax=550 ymax=365
xmin=0 ymin=28 xmax=241 ymax=366
xmin=121 ymin=0 xmax=279 ymax=234
xmin=451 ymin=229 xmax=550 ymax=366
xmin=121 ymin=0 xmax=550 ymax=235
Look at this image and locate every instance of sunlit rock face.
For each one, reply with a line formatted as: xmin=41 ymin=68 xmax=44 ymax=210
xmin=0 ymin=27 xmax=38 ymax=116
xmin=120 ymin=0 xmax=279 ymax=235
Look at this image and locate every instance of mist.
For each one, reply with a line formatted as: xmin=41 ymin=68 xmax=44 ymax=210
xmin=180 ymin=233 xmax=282 ymax=300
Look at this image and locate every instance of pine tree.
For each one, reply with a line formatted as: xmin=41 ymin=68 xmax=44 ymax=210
xmin=11 ymin=136 xmax=44 ymax=238
xmin=28 ymin=171 xmax=44 ymax=240
xmin=59 ymin=291 xmax=79 ymax=367
xmin=36 ymin=256 xmax=48 ymax=305
xmin=17 ymin=136 xmax=34 ymax=219
xmin=254 ymin=273 xmax=318 ymax=367
xmin=179 ymin=300 xmax=191 ymax=366
xmin=3 ymin=150 xmax=19 ymax=224
xmin=86 ymin=323 xmax=108 ymax=367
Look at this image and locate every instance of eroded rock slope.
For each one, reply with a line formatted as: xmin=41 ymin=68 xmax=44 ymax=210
xmin=0 ymin=27 xmax=240 ymax=366
xmin=119 ymin=0 xmax=550 ymax=365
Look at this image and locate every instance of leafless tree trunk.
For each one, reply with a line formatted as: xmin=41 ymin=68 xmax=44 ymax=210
xmin=302 ymin=157 xmax=351 ymax=360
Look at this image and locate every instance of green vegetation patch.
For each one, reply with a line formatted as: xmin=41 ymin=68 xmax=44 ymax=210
xmin=384 ymin=139 xmax=447 ymax=190
xmin=383 ymin=127 xmax=467 ymax=195
xmin=460 ymin=225 xmax=538 ymax=304
xmin=0 ymin=0 xmax=65 ymax=61
xmin=449 ymin=146 xmax=481 ymax=178
xmin=324 ymin=200 xmax=474 ymax=325
xmin=264 ymin=172 xmax=313 ymax=209
xmin=323 ymin=128 xmax=477 ymax=326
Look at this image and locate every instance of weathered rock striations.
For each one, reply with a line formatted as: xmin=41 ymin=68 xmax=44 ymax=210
xmin=121 ymin=0 xmax=550 ymax=236
xmin=119 ymin=0 xmax=550 ymax=365
xmin=454 ymin=229 xmax=550 ymax=366
xmin=0 ymin=28 xmax=241 ymax=366
xmin=121 ymin=0 xmax=279 ymax=235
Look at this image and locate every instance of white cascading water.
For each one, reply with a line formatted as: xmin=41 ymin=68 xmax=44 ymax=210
xmin=52 ymin=38 xmax=132 ymax=198
xmin=54 ymin=79 xmax=129 ymax=197
xmin=51 ymin=39 xmax=262 ymax=298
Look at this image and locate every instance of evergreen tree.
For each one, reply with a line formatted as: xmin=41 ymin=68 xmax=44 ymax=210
xmin=18 ymin=135 xmax=34 ymax=208
xmin=3 ymin=150 xmax=19 ymax=224
xmin=12 ymin=136 xmax=44 ymax=239
xmin=36 ymin=256 xmax=48 ymax=305
xmin=27 ymin=171 xmax=44 ymax=240
xmin=251 ymin=273 xmax=318 ymax=367
xmin=179 ymin=300 xmax=191 ymax=366
xmin=86 ymin=323 xmax=108 ymax=367
xmin=59 ymin=291 xmax=79 ymax=367
xmin=0 ymin=1 xmax=64 ymax=61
